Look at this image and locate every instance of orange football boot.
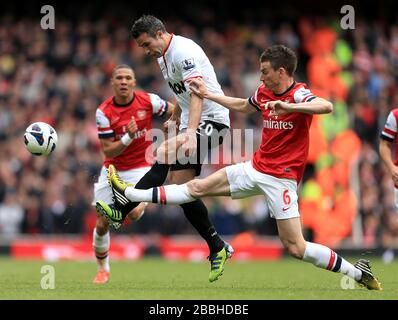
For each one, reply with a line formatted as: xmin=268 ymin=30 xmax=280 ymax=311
xmin=93 ymin=270 xmax=110 ymax=284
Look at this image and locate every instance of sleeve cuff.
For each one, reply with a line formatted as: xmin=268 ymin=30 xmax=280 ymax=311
xmin=98 ymin=133 xmax=115 ymax=139
xmin=380 ymin=133 xmax=394 ymax=142
xmin=306 ymin=96 xmax=317 ymax=102
xmin=248 ymin=98 xmax=261 ymax=111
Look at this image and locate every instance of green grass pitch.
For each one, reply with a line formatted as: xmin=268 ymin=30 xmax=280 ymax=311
xmin=0 ymin=257 xmax=396 ymax=299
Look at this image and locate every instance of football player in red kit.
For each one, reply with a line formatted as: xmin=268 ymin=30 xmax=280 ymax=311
xmin=92 ymin=64 xmax=175 ymax=284
xmin=379 ymin=108 xmax=398 ymax=263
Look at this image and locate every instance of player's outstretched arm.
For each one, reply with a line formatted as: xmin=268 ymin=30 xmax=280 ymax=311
xmin=189 ymin=78 xmax=256 ymax=114
xmin=294 ymin=97 xmax=333 ymax=114
xmin=268 ymin=97 xmax=333 ymax=116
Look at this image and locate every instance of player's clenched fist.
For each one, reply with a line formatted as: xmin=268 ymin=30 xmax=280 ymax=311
xmin=265 ymin=100 xmax=292 ymax=116
xmin=127 ymin=116 xmax=138 ymax=137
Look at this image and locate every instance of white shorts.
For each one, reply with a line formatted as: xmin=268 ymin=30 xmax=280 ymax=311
xmin=92 ymin=166 xmax=151 ymax=205
xmin=225 ymin=161 xmax=299 ymax=220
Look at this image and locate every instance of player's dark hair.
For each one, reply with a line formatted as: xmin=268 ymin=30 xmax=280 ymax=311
xmin=112 ymin=64 xmax=134 ymax=77
xmin=260 ymin=45 xmax=297 ymax=76
xmin=131 ymin=15 xmax=167 ymax=39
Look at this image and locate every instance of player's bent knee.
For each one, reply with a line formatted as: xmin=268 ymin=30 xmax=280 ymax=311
xmin=187 ymin=179 xmax=206 ymax=198
xmin=287 ymin=246 xmax=304 ymax=259
xmin=281 ymin=240 xmax=305 ymax=259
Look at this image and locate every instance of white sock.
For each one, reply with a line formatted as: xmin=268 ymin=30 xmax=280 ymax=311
xmin=125 ymin=184 xmax=195 ymax=205
xmin=125 ymin=187 xmax=153 ymax=202
xmin=303 ymin=242 xmax=361 ymax=281
xmin=92 ymin=228 xmax=110 ymax=272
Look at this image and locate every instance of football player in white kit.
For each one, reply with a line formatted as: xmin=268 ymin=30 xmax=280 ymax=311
xmin=97 ymin=15 xmax=233 ymax=282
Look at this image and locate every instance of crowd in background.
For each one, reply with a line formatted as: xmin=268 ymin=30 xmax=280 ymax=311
xmin=0 ymin=3 xmax=398 ymax=253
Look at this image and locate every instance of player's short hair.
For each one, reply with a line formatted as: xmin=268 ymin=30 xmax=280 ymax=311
xmin=112 ymin=64 xmax=134 ymax=77
xmin=131 ymin=15 xmax=167 ymax=39
xmin=260 ymin=45 xmax=297 ymax=76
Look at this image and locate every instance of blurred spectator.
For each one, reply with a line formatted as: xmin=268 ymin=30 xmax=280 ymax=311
xmin=0 ymin=191 xmax=24 ymax=236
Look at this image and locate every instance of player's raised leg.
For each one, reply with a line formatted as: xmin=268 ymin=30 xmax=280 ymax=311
xmin=276 ymin=217 xmax=382 ymax=290
xmin=108 ymin=134 xmax=184 ymax=214
xmin=107 ymin=164 xmax=231 ymax=205
xmin=103 ymin=164 xmax=234 ymax=281
xmin=104 ymin=132 xmax=225 ymax=210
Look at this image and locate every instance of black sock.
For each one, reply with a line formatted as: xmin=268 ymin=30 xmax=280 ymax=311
xmin=180 ymin=200 xmax=225 ymax=254
xmin=120 ymin=163 xmax=170 ymax=218
xmin=135 ymin=163 xmax=170 ymax=189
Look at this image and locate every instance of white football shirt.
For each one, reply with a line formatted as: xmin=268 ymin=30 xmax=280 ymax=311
xmin=157 ymin=34 xmax=230 ymax=129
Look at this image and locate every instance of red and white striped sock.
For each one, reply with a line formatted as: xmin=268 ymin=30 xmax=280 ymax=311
xmin=125 ymin=184 xmax=195 ymax=205
xmin=303 ymin=242 xmax=361 ymax=280
xmin=92 ymin=228 xmax=110 ymax=272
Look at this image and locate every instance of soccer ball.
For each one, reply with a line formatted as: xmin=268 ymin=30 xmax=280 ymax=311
xmin=24 ymin=122 xmax=58 ymax=156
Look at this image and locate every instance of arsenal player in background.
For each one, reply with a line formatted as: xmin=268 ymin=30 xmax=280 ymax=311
xmin=92 ymin=64 xmax=175 ymax=284
xmin=379 ymin=108 xmax=398 ymax=264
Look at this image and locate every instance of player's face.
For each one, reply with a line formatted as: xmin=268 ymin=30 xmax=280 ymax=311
xmin=111 ymin=68 xmax=136 ymax=98
xmin=135 ymin=32 xmax=165 ymax=58
xmin=260 ymin=61 xmax=281 ymax=90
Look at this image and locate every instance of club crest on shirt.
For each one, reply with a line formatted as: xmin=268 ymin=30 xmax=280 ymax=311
xmin=137 ymin=110 xmax=147 ymax=120
xmin=181 ymin=58 xmax=195 ymax=70
xmin=259 ymin=98 xmax=270 ymax=104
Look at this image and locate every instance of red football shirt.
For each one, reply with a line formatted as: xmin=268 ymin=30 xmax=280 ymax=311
xmin=381 ymin=108 xmax=398 ymax=164
xmin=248 ymin=81 xmax=316 ymax=183
xmin=380 ymin=108 xmax=398 ymax=187
xmin=96 ymin=91 xmax=168 ymax=170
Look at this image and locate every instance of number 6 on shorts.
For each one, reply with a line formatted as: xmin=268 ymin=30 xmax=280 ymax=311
xmin=283 ymin=189 xmax=291 ymax=205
